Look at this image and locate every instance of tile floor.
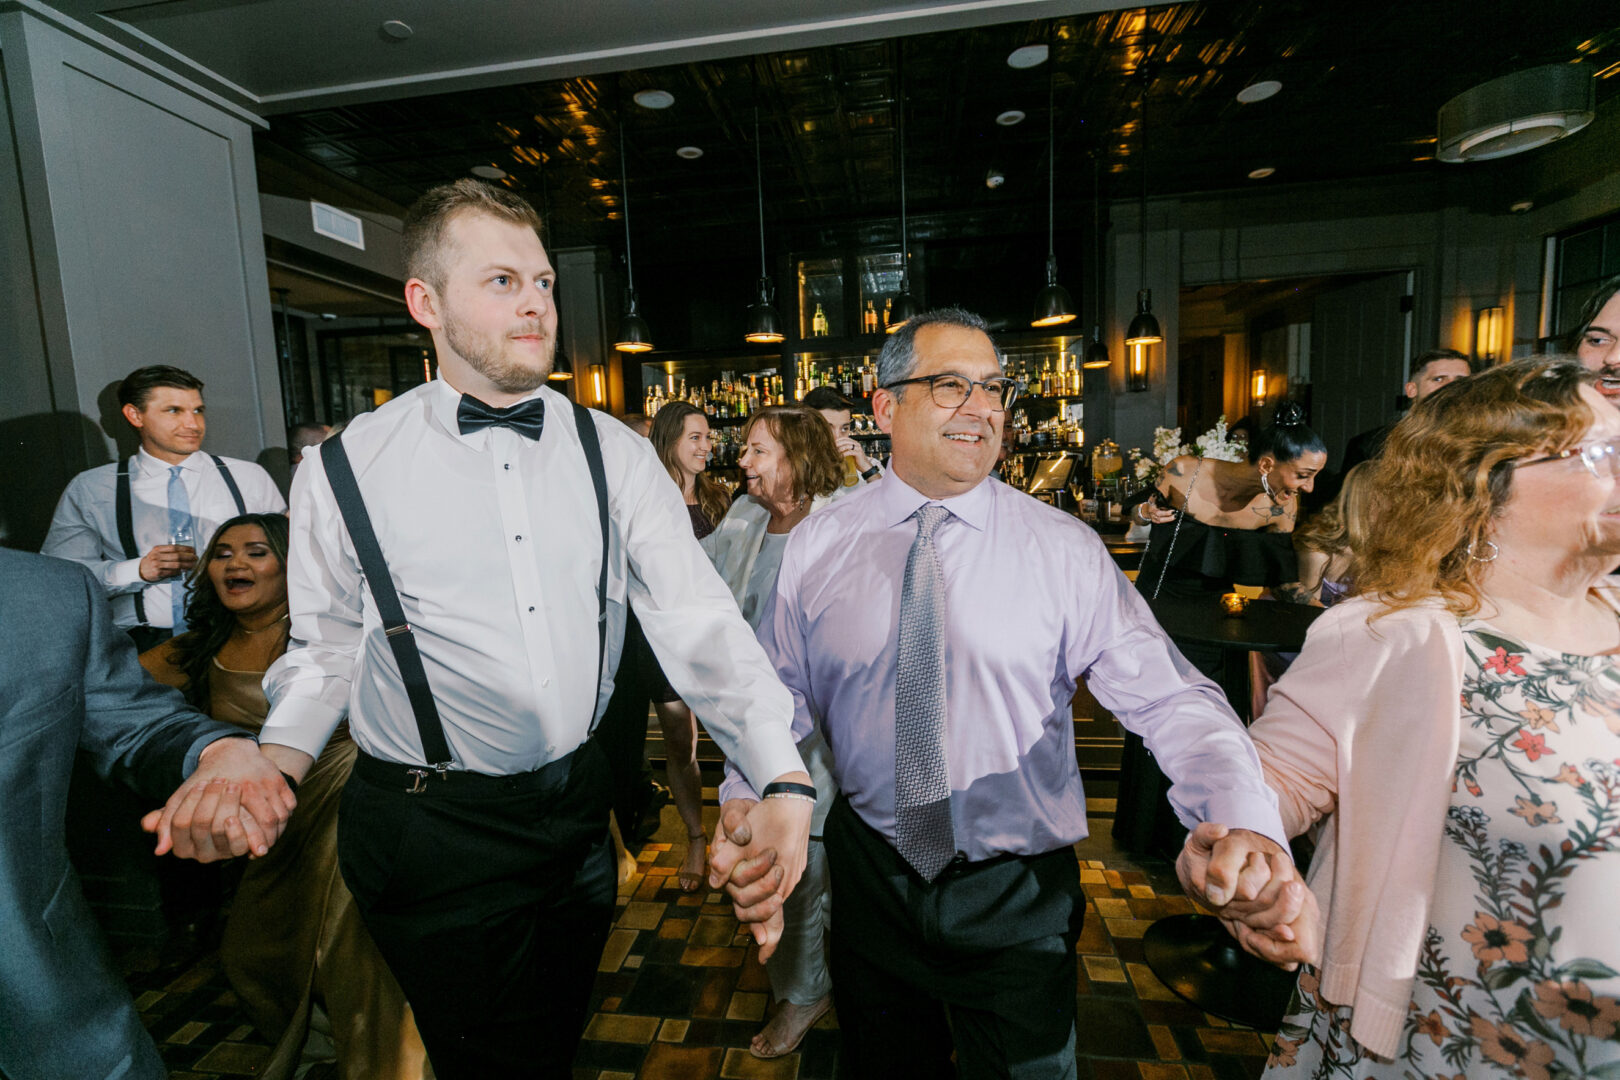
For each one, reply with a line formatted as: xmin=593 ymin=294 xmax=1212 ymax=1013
xmin=123 ymin=794 xmax=1277 ymax=1080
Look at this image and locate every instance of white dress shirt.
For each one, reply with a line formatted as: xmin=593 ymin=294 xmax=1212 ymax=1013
xmin=259 ymin=379 xmax=805 ymax=788
xmin=723 ymin=471 xmax=1288 ymax=861
xmin=42 ymin=449 xmax=286 ymax=628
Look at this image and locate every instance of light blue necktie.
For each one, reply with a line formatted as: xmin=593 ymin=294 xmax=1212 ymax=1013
xmin=894 ymin=503 xmax=956 ymax=881
xmin=168 ymin=465 xmax=193 ymax=632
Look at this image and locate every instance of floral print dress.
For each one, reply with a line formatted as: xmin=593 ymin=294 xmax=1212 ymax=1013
xmin=1266 ymin=619 xmax=1620 ymax=1080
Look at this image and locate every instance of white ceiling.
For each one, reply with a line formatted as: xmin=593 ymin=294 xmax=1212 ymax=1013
xmin=36 ymin=0 xmax=1123 ymax=113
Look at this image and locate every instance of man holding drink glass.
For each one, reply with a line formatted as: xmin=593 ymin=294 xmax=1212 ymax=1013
xmin=802 ymin=385 xmax=882 ymax=490
xmin=44 ymin=365 xmax=285 ymax=651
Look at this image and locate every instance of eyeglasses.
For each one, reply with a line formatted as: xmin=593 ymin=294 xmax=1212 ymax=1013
xmin=881 ymin=373 xmax=1020 ymax=411
xmin=1516 ymin=436 xmax=1620 ymax=480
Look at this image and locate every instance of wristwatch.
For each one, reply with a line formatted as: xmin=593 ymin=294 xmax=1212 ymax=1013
xmin=861 ymin=464 xmax=883 ymax=482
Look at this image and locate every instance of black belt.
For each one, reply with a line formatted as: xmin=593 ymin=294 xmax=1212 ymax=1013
xmin=353 ymin=747 xmax=582 ymax=796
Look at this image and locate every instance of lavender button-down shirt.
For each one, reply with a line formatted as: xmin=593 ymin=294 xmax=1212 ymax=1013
xmin=722 ymin=471 xmax=1288 ymax=861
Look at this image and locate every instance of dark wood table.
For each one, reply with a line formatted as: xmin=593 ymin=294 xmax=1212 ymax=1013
xmin=1106 ymin=540 xmax=1146 ymax=573
xmin=1133 ymin=595 xmax=1324 ymax=1030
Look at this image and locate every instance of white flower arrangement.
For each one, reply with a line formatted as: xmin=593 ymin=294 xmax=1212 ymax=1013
xmin=1132 ymin=416 xmax=1247 ymax=482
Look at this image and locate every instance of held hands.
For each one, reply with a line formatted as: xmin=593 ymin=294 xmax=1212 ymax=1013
xmin=139 ymin=543 xmax=198 ymax=582
xmin=708 ymin=788 xmax=813 ymax=961
xmin=1177 ymin=822 xmax=1322 ymax=971
xmin=140 ymin=736 xmax=297 ymax=862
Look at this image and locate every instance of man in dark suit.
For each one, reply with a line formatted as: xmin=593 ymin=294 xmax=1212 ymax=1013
xmin=0 ymin=547 xmax=294 ymax=1080
xmin=1340 ymin=348 xmax=1473 ymax=471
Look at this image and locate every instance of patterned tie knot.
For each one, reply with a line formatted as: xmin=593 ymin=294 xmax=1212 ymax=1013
xmin=913 ymin=503 xmax=950 ymax=540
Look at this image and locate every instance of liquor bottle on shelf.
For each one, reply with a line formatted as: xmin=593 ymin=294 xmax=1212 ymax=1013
xmin=863 ymin=300 xmax=879 ymax=334
xmin=861 ymin=358 xmax=875 ymax=397
xmin=841 ymin=365 xmax=854 ymax=397
xmin=882 ymin=297 xmax=893 ymax=330
xmin=812 ymin=303 xmax=830 ymax=337
xmin=1040 ymin=358 xmax=1053 ymax=397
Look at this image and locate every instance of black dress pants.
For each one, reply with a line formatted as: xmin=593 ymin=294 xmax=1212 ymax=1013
xmin=337 ymin=742 xmax=616 ymax=1080
xmin=824 ymin=795 xmax=1084 ymax=1080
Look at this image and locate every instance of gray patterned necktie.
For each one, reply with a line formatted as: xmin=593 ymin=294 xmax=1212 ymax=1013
xmin=894 ymin=503 xmax=956 ymax=881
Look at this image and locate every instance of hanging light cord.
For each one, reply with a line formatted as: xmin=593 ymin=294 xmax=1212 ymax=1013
xmin=1137 ymin=68 xmax=1148 ymax=290
xmin=1093 ymin=152 xmax=1103 ymax=328
xmin=754 ymin=101 xmax=768 ymax=280
xmin=898 ymin=42 xmax=908 ymax=278
xmin=619 ymin=119 xmax=636 ymax=295
xmin=1046 ymin=60 xmax=1056 ymax=266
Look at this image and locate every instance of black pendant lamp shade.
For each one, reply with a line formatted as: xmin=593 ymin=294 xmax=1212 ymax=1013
xmin=745 ymin=278 xmax=784 ymax=344
xmin=1084 ymin=325 xmax=1110 ymax=368
xmin=1126 ymin=289 xmax=1162 ymax=345
xmin=548 ymin=353 xmax=574 ymax=380
xmin=1031 ymin=50 xmax=1076 ymax=328
xmin=614 ymin=109 xmax=653 ymax=354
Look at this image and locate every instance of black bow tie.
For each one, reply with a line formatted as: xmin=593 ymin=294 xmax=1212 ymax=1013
xmin=457 ymin=394 xmax=546 ymax=440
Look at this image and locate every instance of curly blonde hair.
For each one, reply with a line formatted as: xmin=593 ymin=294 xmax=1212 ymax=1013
xmin=740 ymin=406 xmax=842 ymax=504
xmin=1352 ymin=356 xmax=1597 ymax=616
xmin=1296 ymin=462 xmax=1373 ymax=557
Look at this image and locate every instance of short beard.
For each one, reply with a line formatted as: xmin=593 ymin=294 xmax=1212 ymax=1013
xmin=443 ymin=308 xmax=553 ymax=393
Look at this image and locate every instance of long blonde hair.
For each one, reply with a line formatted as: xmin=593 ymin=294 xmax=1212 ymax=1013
xmin=1352 ymin=357 xmax=1596 ymax=616
xmin=1296 ymin=462 xmax=1373 ymax=557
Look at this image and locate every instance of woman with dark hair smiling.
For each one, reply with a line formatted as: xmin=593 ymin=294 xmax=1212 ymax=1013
xmin=141 ymin=514 xmax=429 ymax=1080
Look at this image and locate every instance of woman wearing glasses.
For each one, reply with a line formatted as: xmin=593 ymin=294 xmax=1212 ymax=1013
xmin=1188 ymin=358 xmax=1620 ymax=1079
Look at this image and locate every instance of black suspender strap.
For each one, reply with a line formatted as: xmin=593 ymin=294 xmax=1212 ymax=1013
xmin=572 ymin=402 xmax=611 ymax=730
xmin=320 ymin=434 xmax=455 ymax=772
xmin=115 ymin=457 xmax=149 ymax=627
xmin=210 ymin=455 xmax=247 ymax=515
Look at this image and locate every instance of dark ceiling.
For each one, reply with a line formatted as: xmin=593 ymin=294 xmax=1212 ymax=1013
xmin=259 ymin=1 xmax=1620 ymax=259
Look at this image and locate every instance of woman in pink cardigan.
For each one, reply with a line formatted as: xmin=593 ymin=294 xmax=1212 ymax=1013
xmin=1188 ymin=358 xmax=1620 ymax=1078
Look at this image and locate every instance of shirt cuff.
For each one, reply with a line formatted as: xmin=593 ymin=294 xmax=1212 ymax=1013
xmin=183 ymin=731 xmax=254 ymax=777
xmin=1198 ymin=790 xmax=1293 ymax=859
xmin=718 ymin=767 xmax=761 ymax=807
xmin=257 ymin=698 xmax=346 ymax=761
xmin=733 ymin=728 xmax=807 ymax=802
xmin=108 ymin=558 xmax=146 ymax=590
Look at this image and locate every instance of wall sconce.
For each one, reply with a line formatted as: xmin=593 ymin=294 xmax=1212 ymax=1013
xmin=1127 ymin=342 xmax=1150 ymax=393
xmin=1474 ymin=306 xmax=1505 ymax=365
xmin=590 ymin=364 xmax=607 ymax=407
xmin=1251 ymin=367 xmax=1269 ymax=405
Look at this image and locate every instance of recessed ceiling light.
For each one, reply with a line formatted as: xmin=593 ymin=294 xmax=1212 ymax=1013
xmin=995 ymin=110 xmax=1026 ymax=127
xmin=471 ymin=165 xmax=508 ymax=179
xmin=675 ymin=146 xmax=703 ymax=160
xmin=985 ymin=167 xmax=1006 ymax=189
xmin=380 ymin=20 xmax=413 ymax=41
xmin=1236 ymin=80 xmax=1282 ymax=104
xmin=1247 ymin=166 xmax=1275 ymax=179
xmin=1007 ymin=45 xmax=1049 ymax=69
xmin=320 ymin=312 xmax=337 ymax=320
xmin=1510 ymin=199 xmax=1534 ymax=213
xmin=634 ymin=89 xmax=675 ymax=110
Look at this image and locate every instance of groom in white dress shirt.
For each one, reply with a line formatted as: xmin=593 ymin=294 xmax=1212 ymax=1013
xmin=253 ymin=180 xmax=812 ymax=1078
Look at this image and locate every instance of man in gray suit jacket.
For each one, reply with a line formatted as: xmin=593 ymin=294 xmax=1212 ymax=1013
xmin=0 ymin=547 xmax=294 ymax=1080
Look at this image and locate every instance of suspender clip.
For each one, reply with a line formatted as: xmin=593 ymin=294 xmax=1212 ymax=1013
xmin=405 ymin=768 xmax=430 ymax=794
xmin=434 ymin=760 xmax=452 ymax=779
xmin=385 ymin=622 xmax=412 ymax=638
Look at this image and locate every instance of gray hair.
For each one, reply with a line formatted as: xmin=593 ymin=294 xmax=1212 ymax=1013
xmin=876 ymin=307 xmax=1001 ymax=392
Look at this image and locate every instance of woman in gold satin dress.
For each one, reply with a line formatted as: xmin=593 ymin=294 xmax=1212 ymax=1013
xmin=141 ymin=513 xmax=431 ymax=1080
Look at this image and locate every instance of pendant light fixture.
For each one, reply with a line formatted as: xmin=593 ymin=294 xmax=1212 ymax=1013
xmin=614 ymin=111 xmax=653 ymax=354
xmin=887 ymin=40 xmax=919 ymax=333
xmin=1125 ymin=69 xmax=1162 ymax=351
xmin=537 ymin=159 xmax=575 ymax=380
xmin=1083 ymin=152 xmax=1110 ymax=368
xmin=1031 ymin=46 xmax=1076 ymax=328
xmin=744 ymin=70 xmax=784 ymax=345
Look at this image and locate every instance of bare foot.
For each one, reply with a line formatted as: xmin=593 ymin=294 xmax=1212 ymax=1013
xmin=677 ymin=832 xmax=707 ymax=893
xmin=749 ymin=996 xmax=831 ymax=1059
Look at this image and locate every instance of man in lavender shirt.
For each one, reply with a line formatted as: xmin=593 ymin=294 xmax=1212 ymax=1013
xmin=710 ymin=307 xmax=1303 ymax=1077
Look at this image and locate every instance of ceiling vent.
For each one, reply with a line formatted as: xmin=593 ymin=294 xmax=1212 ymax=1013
xmin=310 ymin=201 xmax=365 ymax=250
xmin=1437 ymin=64 xmax=1594 ymax=163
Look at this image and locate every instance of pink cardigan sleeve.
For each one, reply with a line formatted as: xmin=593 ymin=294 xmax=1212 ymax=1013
xmin=1248 ymin=599 xmax=1465 ymax=1059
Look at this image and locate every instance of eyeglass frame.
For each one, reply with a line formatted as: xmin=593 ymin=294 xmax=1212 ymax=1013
xmin=1514 ymin=436 xmax=1620 ymax=480
xmin=880 ymin=372 xmax=1021 ymax=411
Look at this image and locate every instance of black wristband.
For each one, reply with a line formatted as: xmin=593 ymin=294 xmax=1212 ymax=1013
xmin=280 ymin=771 xmax=300 ymax=795
xmin=861 ymin=465 xmax=882 ymax=481
xmin=761 ymin=780 xmax=818 ymax=800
